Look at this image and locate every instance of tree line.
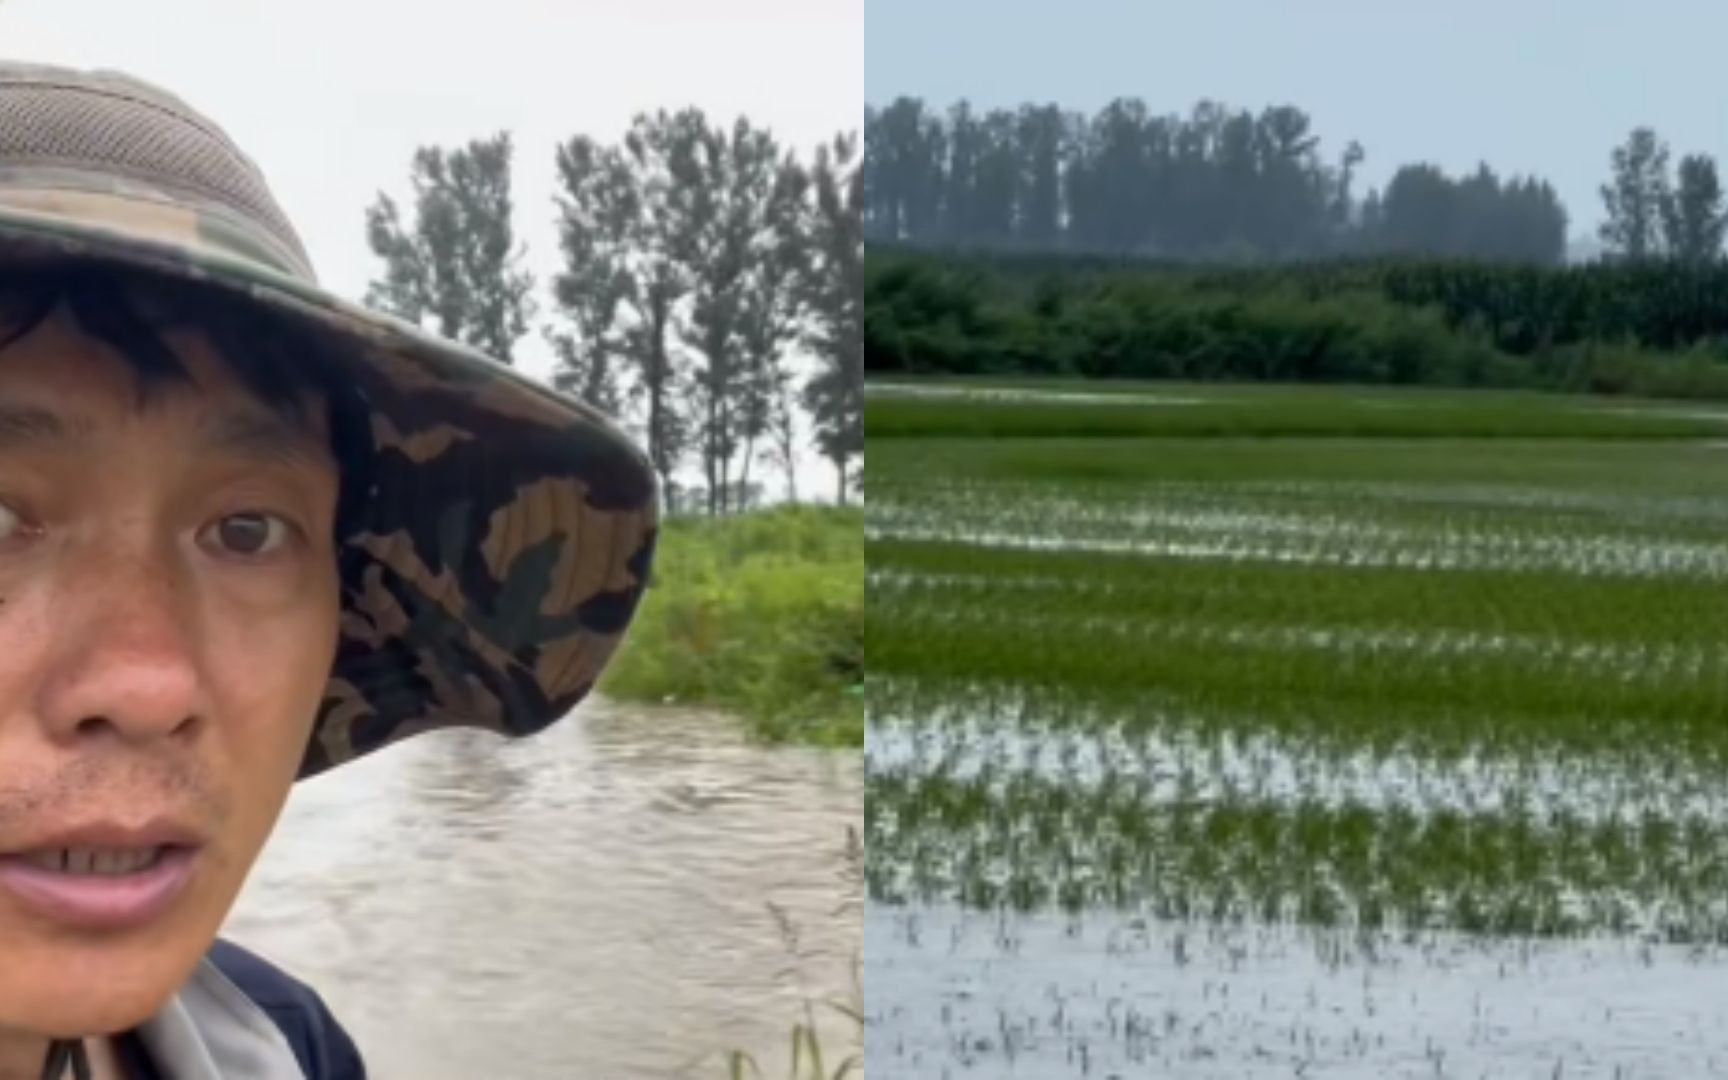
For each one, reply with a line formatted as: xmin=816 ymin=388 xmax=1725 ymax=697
xmin=364 ymin=114 xmax=863 ymax=513
xmin=864 ymin=96 xmax=1569 ymax=264
xmin=867 ymin=247 xmax=1728 ymax=400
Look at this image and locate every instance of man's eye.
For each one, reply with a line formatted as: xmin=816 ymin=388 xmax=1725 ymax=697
xmin=208 ymin=512 xmax=290 ymax=556
xmin=0 ymin=501 xmax=39 ymax=544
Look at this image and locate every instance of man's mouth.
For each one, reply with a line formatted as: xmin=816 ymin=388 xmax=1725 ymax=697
xmin=0 ymin=821 xmax=205 ymax=930
xmin=0 ymin=845 xmax=200 ymax=930
xmin=14 ymin=846 xmax=175 ymax=876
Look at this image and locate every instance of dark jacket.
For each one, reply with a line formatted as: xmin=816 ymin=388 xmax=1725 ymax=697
xmin=207 ymin=939 xmax=367 ymax=1079
xmin=122 ymin=937 xmax=366 ymax=1079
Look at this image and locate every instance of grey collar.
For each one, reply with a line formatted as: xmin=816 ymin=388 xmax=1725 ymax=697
xmin=133 ymin=958 xmax=305 ymax=1079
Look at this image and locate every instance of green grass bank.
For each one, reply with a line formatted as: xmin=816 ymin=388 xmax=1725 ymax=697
xmin=603 ymin=505 xmax=863 ymax=748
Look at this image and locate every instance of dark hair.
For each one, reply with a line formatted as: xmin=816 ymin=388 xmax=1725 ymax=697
xmin=0 ymin=260 xmax=374 ymax=543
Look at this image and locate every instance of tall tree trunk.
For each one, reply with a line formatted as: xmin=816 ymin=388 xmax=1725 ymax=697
xmin=719 ymin=397 xmax=733 ymax=515
xmin=780 ymin=441 xmax=797 ymax=505
xmin=774 ymin=388 xmax=798 ymax=505
xmin=704 ymin=390 xmax=717 ymax=516
xmin=646 ymin=294 xmax=677 ymax=515
xmin=739 ymin=433 xmax=756 ymax=511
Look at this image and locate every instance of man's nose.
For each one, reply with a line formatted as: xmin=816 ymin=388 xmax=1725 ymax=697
xmin=33 ymin=548 xmax=207 ymax=745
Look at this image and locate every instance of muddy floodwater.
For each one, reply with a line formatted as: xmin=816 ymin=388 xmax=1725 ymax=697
xmin=220 ymin=697 xmax=862 ymax=1079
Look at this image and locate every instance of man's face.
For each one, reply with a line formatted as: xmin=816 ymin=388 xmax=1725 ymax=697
xmin=0 ymin=300 xmax=340 ymax=1039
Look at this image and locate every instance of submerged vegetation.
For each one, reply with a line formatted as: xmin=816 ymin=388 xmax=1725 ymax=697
xmin=867 ymin=379 xmax=1728 ymax=941
xmin=722 ymin=831 xmax=864 ymax=1080
xmin=604 ymin=505 xmax=863 ymax=747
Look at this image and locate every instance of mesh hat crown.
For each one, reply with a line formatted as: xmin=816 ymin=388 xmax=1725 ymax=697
xmin=0 ymin=60 xmax=660 ymax=778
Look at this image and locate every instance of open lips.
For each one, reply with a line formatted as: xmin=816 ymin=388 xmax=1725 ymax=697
xmin=0 ymin=819 xmax=206 ymax=931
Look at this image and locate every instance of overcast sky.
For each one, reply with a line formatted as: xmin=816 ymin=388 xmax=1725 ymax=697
xmin=867 ymin=0 xmax=1728 ymax=248
xmin=1 ymin=0 xmax=862 ymax=501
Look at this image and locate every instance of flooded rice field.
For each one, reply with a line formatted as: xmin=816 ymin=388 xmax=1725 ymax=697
xmin=864 ymin=381 xmax=1213 ymax=407
xmin=868 ymin=905 xmax=1728 ymax=1078
xmin=222 ymin=698 xmax=863 ymax=1079
xmin=866 ymin=380 xmax=1728 ymax=1076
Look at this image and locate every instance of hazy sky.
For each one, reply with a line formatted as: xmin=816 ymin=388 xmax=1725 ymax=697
xmin=867 ymin=0 xmax=1728 ymax=245
xmin=1 ymin=0 xmax=862 ymax=500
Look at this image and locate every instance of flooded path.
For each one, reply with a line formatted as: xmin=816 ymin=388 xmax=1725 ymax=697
xmin=222 ymin=697 xmax=862 ymax=1079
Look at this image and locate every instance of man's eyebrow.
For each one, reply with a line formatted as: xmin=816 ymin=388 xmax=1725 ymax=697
xmin=198 ymin=410 xmax=332 ymax=472
xmin=0 ymin=403 xmax=329 ymax=472
xmin=0 ymin=404 xmax=91 ymax=447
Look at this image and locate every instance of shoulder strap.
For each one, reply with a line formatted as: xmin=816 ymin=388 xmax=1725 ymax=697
xmin=203 ymin=939 xmax=368 ymax=1080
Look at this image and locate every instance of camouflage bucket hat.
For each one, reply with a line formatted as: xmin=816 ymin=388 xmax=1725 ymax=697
xmin=0 ymin=60 xmax=660 ymax=779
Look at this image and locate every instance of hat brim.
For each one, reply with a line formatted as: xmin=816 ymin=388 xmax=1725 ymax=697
xmin=0 ymin=198 xmax=662 ymax=780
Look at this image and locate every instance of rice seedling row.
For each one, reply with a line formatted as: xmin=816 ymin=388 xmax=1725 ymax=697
xmin=865 ymin=379 xmax=1728 ymax=1074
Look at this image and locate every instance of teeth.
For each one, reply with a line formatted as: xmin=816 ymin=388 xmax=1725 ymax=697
xmin=21 ymin=848 xmax=164 ymax=876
